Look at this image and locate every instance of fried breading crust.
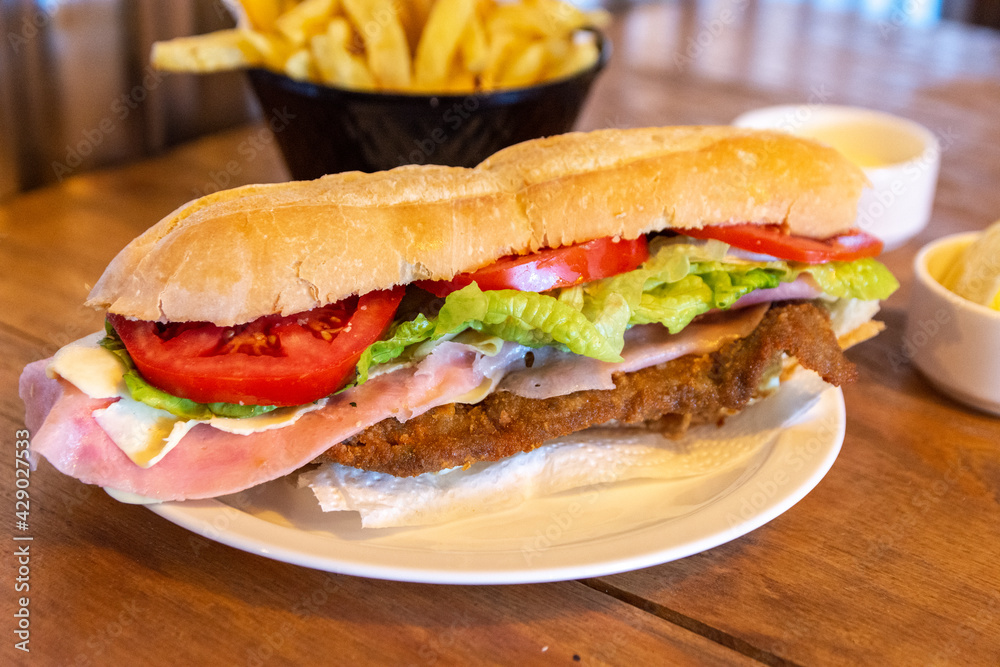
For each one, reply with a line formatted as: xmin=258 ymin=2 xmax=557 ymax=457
xmin=316 ymin=303 xmax=857 ymax=477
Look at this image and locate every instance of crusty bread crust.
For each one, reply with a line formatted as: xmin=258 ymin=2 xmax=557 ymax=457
xmin=484 ymin=127 xmax=866 ymax=246
xmin=87 ymin=126 xmax=867 ymax=325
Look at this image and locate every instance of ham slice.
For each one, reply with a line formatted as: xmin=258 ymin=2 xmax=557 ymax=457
xmin=19 ymin=303 xmax=778 ymax=501
xmin=19 ymin=341 xmax=502 ymax=500
xmin=498 ymin=304 xmax=767 ymax=399
xmin=728 ymin=275 xmax=823 ymax=309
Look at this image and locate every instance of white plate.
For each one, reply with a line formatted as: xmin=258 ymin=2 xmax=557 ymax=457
xmin=148 ymin=385 xmax=844 ymax=584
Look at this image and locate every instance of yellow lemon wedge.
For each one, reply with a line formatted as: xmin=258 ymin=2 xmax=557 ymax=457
xmin=944 ymin=220 xmax=1000 ymax=310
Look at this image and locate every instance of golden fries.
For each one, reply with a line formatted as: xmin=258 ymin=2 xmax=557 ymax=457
xmin=240 ymin=0 xmax=283 ymax=31
xmin=458 ymin=9 xmax=489 ymax=74
xmin=398 ymin=0 xmax=434 ymax=53
xmin=151 ymin=29 xmax=263 ymax=72
xmin=544 ymin=35 xmax=600 ymax=81
xmin=151 ymin=0 xmax=607 ymax=92
xmin=498 ymin=40 xmax=545 ymax=88
xmin=275 ymin=0 xmax=337 ymax=45
xmin=341 ymin=0 xmax=412 ymax=89
xmin=311 ymin=17 xmax=377 ymax=89
xmin=283 ymin=47 xmax=314 ymax=80
xmin=241 ymin=29 xmax=295 ymax=70
xmin=413 ymin=0 xmax=476 ymax=89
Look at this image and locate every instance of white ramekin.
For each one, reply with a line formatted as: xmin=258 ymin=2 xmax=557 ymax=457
xmin=733 ymin=104 xmax=940 ymax=250
xmin=906 ymin=232 xmax=1000 ymax=416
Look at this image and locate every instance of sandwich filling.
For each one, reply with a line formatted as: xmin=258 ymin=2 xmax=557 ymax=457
xmin=319 ymin=301 xmax=857 ymax=477
xmin=89 ymin=231 xmax=895 ymax=420
xmin=21 ymin=228 xmax=895 ymax=503
xmin=18 ymin=127 xmax=904 ymax=524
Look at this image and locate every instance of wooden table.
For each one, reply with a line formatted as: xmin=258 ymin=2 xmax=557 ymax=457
xmin=3 ymin=2 xmax=1000 ymax=664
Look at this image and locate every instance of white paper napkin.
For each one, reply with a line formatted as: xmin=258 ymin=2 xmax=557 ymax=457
xmin=300 ymin=369 xmax=830 ymax=528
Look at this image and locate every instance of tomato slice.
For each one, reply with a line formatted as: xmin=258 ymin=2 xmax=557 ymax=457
xmin=415 ymin=235 xmax=650 ymax=297
xmin=109 ymin=288 xmax=404 ymax=407
xmin=681 ymin=224 xmax=884 ymax=264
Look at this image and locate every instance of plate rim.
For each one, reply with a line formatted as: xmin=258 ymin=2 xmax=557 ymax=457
xmin=147 ymin=386 xmax=845 ymax=584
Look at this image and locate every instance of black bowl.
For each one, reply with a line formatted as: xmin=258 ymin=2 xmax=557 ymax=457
xmin=246 ymin=35 xmax=609 ymax=179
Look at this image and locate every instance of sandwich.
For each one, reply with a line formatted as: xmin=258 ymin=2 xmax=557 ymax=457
xmin=19 ymin=126 xmax=898 ymax=526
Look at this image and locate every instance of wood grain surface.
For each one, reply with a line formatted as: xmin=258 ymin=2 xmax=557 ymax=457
xmin=3 ymin=2 xmax=999 ymax=665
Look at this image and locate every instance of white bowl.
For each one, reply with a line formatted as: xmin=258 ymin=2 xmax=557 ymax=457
xmin=906 ymin=232 xmax=1000 ymax=416
xmin=733 ymin=104 xmax=940 ymax=250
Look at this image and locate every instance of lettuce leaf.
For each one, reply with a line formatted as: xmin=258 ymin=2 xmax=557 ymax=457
xmin=121 ymin=369 xmax=278 ymax=419
xmin=799 ymin=257 xmax=899 ymax=300
xmin=103 ymin=238 xmax=899 ymax=416
xmin=435 ymin=284 xmax=625 ymax=361
xmin=577 ymin=239 xmax=785 ymax=333
xmin=99 ymin=325 xmax=278 ymax=420
xmin=353 ymin=241 xmax=898 ymax=385
xmin=353 ymin=313 xmax=436 ymax=386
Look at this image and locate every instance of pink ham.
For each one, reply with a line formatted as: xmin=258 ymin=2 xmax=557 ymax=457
xmin=729 ymin=275 xmax=823 ymax=309
xmin=19 ymin=341 xmax=500 ymax=501
xmin=19 ymin=296 xmax=801 ymax=501
xmin=499 ymin=304 xmax=768 ymax=399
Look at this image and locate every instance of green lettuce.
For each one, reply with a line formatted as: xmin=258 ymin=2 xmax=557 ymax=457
xmin=352 ymin=239 xmax=898 ymax=383
xmin=799 ymin=257 xmax=900 ymax=300
xmin=99 ymin=324 xmax=278 ymax=420
xmin=435 ymin=285 xmax=625 ymax=360
xmin=353 ymin=314 xmax=436 ymax=386
xmin=105 ymin=238 xmax=899 ymax=417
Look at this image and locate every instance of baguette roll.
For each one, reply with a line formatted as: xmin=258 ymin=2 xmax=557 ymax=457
xmin=86 ymin=127 xmax=866 ymax=326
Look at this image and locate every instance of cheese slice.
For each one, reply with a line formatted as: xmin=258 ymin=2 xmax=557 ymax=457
xmin=48 ymin=332 xmax=127 ymax=399
xmin=93 ymin=400 xmax=198 ymax=468
xmin=48 ymin=333 xmax=327 ymax=469
xmin=207 ymin=401 xmax=328 ymax=435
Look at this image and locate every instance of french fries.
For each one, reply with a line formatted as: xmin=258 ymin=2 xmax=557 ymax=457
xmin=240 ymin=0 xmax=283 ymax=32
xmin=311 ymin=18 xmax=377 ymax=89
xmin=341 ymin=0 xmax=412 ymax=88
xmin=275 ymin=0 xmax=337 ymax=45
xmin=151 ymin=0 xmax=607 ymax=93
xmin=151 ymin=29 xmax=263 ymax=72
xmin=458 ymin=9 xmax=489 ymax=74
xmin=413 ymin=0 xmax=476 ymax=90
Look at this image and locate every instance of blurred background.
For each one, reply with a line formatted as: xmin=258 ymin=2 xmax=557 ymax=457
xmin=1 ymin=0 xmax=997 ymax=200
